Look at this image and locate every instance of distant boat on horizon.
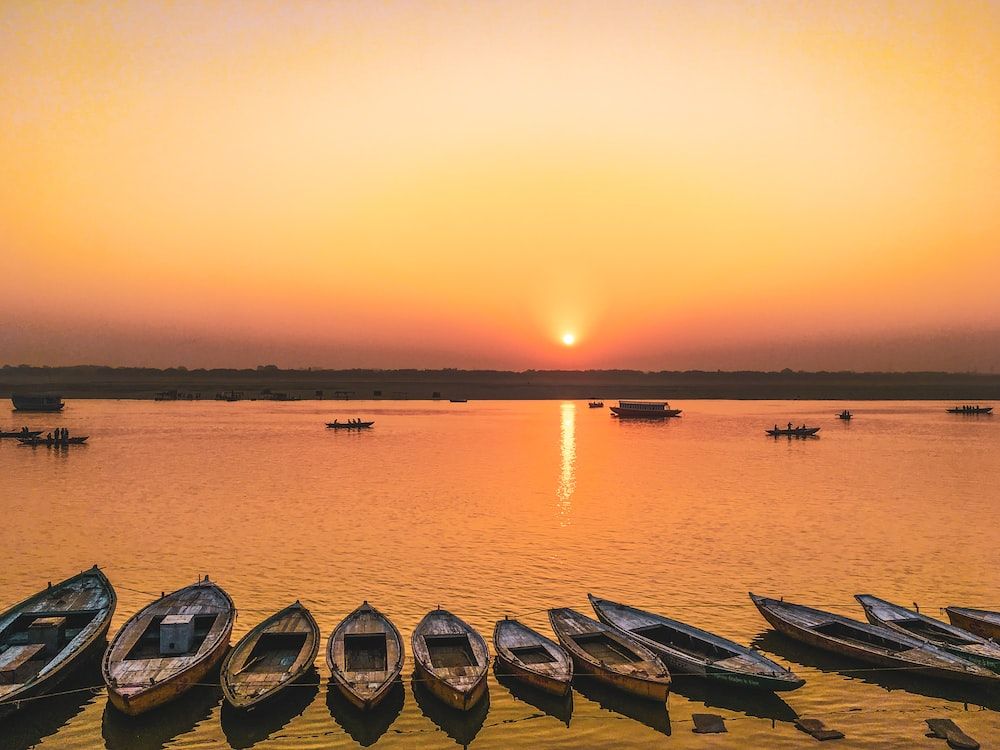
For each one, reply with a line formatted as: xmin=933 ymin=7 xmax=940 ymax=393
xmin=836 ymin=410 xmax=852 ymax=420
xmin=946 ymin=405 xmax=992 ymax=414
xmin=610 ymin=400 xmax=681 ymax=419
xmin=449 ymin=398 xmax=468 ymax=403
xmin=11 ymin=394 xmax=64 ymax=412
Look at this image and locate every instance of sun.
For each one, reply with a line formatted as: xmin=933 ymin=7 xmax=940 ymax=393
xmin=561 ymin=332 xmax=576 ymax=346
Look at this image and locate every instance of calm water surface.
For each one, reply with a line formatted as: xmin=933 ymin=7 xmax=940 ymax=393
xmin=1 ymin=400 xmax=998 ymax=749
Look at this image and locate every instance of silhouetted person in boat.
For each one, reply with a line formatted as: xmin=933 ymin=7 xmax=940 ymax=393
xmin=787 ymin=422 xmax=792 ymax=431
xmin=774 ymin=424 xmax=778 ymax=432
xmin=46 ymin=432 xmax=52 ymax=442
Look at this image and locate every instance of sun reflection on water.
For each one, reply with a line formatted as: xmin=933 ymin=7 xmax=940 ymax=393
xmin=558 ymin=402 xmax=576 ymax=524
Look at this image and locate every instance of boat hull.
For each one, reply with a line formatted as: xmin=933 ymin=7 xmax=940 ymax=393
xmin=610 ymin=408 xmax=681 ymax=419
xmin=108 ymin=638 xmax=229 ymax=716
xmin=333 ymin=676 xmax=399 ymax=711
xmin=494 ymin=653 xmax=571 ymax=696
xmin=945 ymin=609 xmax=1000 ymax=642
xmin=570 ymin=653 xmax=669 ymax=701
xmin=414 ymin=659 xmax=487 ymax=711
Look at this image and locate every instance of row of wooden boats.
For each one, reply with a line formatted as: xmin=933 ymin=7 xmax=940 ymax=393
xmin=4 ymin=569 xmax=999 ymax=724
xmin=751 ymin=594 xmax=1000 ymax=685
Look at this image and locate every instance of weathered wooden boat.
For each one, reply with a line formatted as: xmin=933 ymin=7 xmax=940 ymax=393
xmin=750 ymin=594 xmax=998 ymax=684
xmin=589 ymin=595 xmax=803 ymax=691
xmin=11 ymin=394 xmax=64 ymax=412
xmin=103 ymin=576 xmax=236 ymax=715
xmin=411 ymin=608 xmax=488 ymax=711
xmin=325 ymin=421 xmax=374 ymax=429
xmin=18 ymin=436 xmax=89 ymax=446
xmin=944 ymin=607 xmax=1000 ymax=642
xmin=221 ymin=601 xmax=318 ymax=710
xmin=493 ymin=617 xmax=572 ymax=696
xmin=0 ymin=429 xmax=42 ymax=439
xmin=0 ymin=566 xmax=116 ymax=718
xmin=765 ymin=427 xmax=820 ymax=437
xmin=547 ymin=607 xmax=670 ymax=701
xmin=856 ymin=595 xmax=1000 ymax=672
xmin=328 ymin=601 xmax=404 ymax=710
xmin=610 ymin=400 xmax=681 ymax=419
xmin=946 ymin=405 xmax=993 ymax=414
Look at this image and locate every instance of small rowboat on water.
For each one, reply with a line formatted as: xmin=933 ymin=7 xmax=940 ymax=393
xmin=765 ymin=427 xmax=820 ymax=437
xmin=18 ymin=436 xmax=88 ymax=446
xmin=328 ymin=601 xmax=404 ymax=710
xmin=221 ymin=601 xmax=319 ymax=710
xmin=944 ymin=607 xmax=1000 ymax=642
xmin=588 ymin=401 xmax=604 ymax=409
xmin=946 ymin=406 xmax=993 ymax=414
xmin=589 ymin=595 xmax=803 ymax=691
xmin=0 ymin=566 xmax=116 ymax=718
xmin=103 ymin=576 xmax=236 ymax=715
xmin=548 ymin=607 xmax=670 ymax=702
xmin=836 ymin=410 xmax=852 ymax=420
xmin=750 ymin=594 xmax=998 ymax=685
xmin=326 ymin=421 xmax=374 ymax=429
xmin=493 ymin=617 xmax=573 ymax=696
xmin=856 ymin=595 xmax=1000 ymax=673
xmin=0 ymin=429 xmax=42 ymax=439
xmin=411 ymin=608 xmax=488 ymax=711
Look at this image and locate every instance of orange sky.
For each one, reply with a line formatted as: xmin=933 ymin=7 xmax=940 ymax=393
xmin=2 ymin=1 xmax=998 ymax=370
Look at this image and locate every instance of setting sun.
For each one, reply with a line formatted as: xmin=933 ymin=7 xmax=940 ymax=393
xmin=562 ymin=332 xmax=576 ymax=347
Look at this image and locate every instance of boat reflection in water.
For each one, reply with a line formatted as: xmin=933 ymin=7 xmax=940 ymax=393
xmin=572 ymin=676 xmax=671 ymax=736
xmin=0 ymin=651 xmax=103 ymax=750
xmin=753 ymin=630 xmax=1000 ymax=712
xmin=493 ymin=662 xmax=573 ymax=727
xmin=326 ymin=678 xmax=404 ymax=747
xmin=101 ymin=682 xmax=221 ymax=750
xmin=558 ymin=402 xmax=576 ymax=524
xmin=411 ymin=671 xmax=490 ymax=748
xmin=221 ymin=668 xmax=318 ymax=749
xmin=670 ymin=676 xmax=799 ymax=724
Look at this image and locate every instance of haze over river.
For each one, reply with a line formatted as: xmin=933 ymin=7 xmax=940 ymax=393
xmin=2 ymin=399 xmax=998 ymax=749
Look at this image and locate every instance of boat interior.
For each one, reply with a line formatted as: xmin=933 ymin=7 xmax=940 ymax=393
xmin=633 ymin=624 xmax=734 ymax=661
xmin=509 ymin=645 xmax=557 ymax=665
xmin=124 ymin=614 xmax=217 ymax=660
xmin=345 ymin=633 xmax=388 ymax=671
xmin=0 ymin=610 xmax=99 ymax=684
xmin=811 ymin=621 xmax=908 ymax=653
xmin=572 ymin=633 xmax=641 ymax=664
xmin=241 ymin=632 xmax=308 ymax=675
xmin=891 ymin=619 xmax=974 ymax=646
xmin=426 ymin=635 xmax=477 ymax=669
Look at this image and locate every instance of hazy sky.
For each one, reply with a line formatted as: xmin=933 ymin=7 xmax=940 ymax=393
xmin=2 ymin=1 xmax=998 ymax=370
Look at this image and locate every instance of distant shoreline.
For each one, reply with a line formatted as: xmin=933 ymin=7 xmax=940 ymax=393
xmin=2 ymin=365 xmax=999 ymax=401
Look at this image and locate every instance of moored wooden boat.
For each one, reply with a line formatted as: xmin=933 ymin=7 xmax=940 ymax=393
xmin=944 ymin=607 xmax=1000 ymax=642
xmin=0 ymin=566 xmax=116 ymax=718
xmin=326 ymin=421 xmax=374 ymax=429
xmin=547 ymin=608 xmax=670 ymax=701
xmin=221 ymin=601 xmax=318 ymax=710
xmin=589 ymin=595 xmax=803 ymax=691
xmin=103 ymin=576 xmax=236 ymax=715
xmin=493 ymin=617 xmax=572 ymax=696
xmin=328 ymin=601 xmax=404 ymax=710
xmin=856 ymin=595 xmax=1000 ymax=672
xmin=411 ymin=608 xmax=488 ymax=711
xmin=750 ymin=594 xmax=998 ymax=684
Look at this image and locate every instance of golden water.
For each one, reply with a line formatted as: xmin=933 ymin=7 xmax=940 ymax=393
xmin=1 ymin=400 xmax=998 ymax=749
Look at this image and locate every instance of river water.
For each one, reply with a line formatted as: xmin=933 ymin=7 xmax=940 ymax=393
xmin=1 ymin=399 xmax=998 ymax=749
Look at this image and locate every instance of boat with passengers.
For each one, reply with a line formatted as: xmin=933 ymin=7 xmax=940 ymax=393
xmin=610 ymin=401 xmax=681 ymax=419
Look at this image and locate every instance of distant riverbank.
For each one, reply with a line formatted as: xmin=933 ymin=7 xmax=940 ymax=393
xmin=2 ymin=365 xmax=999 ymax=401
